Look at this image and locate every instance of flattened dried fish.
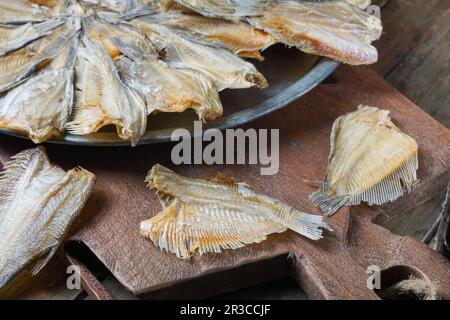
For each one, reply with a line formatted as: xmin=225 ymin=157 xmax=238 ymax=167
xmin=66 ymin=37 xmax=147 ymax=146
xmin=310 ymin=106 xmax=419 ymax=216
xmin=118 ymin=57 xmax=223 ymax=120
xmin=0 ymin=0 xmax=51 ymax=24
xmin=137 ymin=23 xmax=267 ymax=90
xmin=0 ymin=19 xmax=64 ymax=56
xmin=135 ymin=11 xmax=275 ymax=60
xmin=0 ymin=36 xmax=78 ymax=143
xmin=83 ymin=17 xmax=157 ymax=59
xmin=174 ymin=0 xmax=382 ymax=65
xmin=141 ymin=165 xmax=330 ymax=259
xmin=0 ymin=147 xmax=95 ymax=290
xmin=0 ymin=19 xmax=80 ymax=93
xmin=248 ymin=1 xmax=382 ymax=65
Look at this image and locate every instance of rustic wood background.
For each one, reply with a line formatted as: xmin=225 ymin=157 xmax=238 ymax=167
xmin=4 ymin=0 xmax=450 ymax=299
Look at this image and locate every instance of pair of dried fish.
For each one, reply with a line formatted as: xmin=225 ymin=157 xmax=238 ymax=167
xmin=0 ymin=147 xmax=95 ymax=290
xmin=141 ymin=106 xmax=419 ymax=259
xmin=0 ymin=0 xmax=382 ymax=145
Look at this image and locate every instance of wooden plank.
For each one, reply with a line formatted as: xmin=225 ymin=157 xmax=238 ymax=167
xmin=55 ymin=66 xmax=450 ymax=300
xmin=373 ymin=0 xmax=450 ymax=128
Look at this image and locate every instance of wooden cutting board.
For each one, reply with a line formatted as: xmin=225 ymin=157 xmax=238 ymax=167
xmin=1 ymin=66 xmax=449 ymax=300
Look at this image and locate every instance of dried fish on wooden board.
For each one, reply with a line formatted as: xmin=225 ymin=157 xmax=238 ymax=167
xmin=118 ymin=57 xmax=223 ymax=121
xmin=0 ymin=147 xmax=95 ymax=290
xmin=66 ymin=36 xmax=147 ymax=146
xmin=174 ymin=0 xmax=382 ymax=65
xmin=141 ymin=164 xmax=331 ymax=259
xmin=310 ymin=106 xmax=419 ymax=216
xmin=135 ymin=10 xmax=275 ymax=61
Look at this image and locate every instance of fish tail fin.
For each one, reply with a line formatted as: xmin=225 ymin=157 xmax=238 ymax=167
xmin=285 ymin=208 xmax=332 ymax=240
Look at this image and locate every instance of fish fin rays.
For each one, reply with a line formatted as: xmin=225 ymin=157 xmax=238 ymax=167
xmin=310 ymin=153 xmax=419 ymax=216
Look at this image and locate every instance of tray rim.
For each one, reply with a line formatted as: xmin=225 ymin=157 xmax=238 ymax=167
xmin=0 ymin=58 xmax=339 ymax=147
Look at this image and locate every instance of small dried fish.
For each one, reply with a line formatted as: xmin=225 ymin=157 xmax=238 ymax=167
xmin=118 ymin=56 xmax=223 ymax=120
xmin=174 ymin=0 xmax=382 ymax=65
xmin=310 ymin=106 xmax=419 ymax=216
xmin=83 ymin=17 xmax=157 ymax=59
xmin=0 ymin=147 xmax=95 ymax=290
xmin=141 ymin=165 xmax=330 ymax=259
xmin=135 ymin=11 xmax=275 ymax=60
xmin=136 ymin=23 xmax=267 ymax=90
xmin=66 ymin=37 xmax=147 ymax=146
xmin=0 ymin=36 xmax=78 ymax=143
xmin=0 ymin=19 xmax=80 ymax=93
xmin=0 ymin=0 xmax=52 ymax=24
xmin=0 ymin=19 xmax=64 ymax=56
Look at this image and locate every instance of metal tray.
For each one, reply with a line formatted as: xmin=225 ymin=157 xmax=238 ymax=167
xmin=0 ymin=45 xmax=339 ymax=146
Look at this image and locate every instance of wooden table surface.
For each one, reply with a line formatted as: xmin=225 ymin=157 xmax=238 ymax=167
xmin=6 ymin=0 xmax=450 ymax=300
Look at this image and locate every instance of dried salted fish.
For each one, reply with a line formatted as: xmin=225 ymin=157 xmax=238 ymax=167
xmin=0 ymin=19 xmax=64 ymax=56
xmin=0 ymin=147 xmax=95 ymax=289
xmin=118 ymin=57 xmax=223 ymax=120
xmin=83 ymin=17 xmax=157 ymax=59
xmin=0 ymin=0 xmax=52 ymax=24
xmin=0 ymin=36 xmax=78 ymax=143
xmin=66 ymin=37 xmax=147 ymax=146
xmin=0 ymin=18 xmax=80 ymax=93
xmin=310 ymin=106 xmax=419 ymax=216
xmin=136 ymin=23 xmax=267 ymax=90
xmin=248 ymin=1 xmax=382 ymax=65
xmin=135 ymin=11 xmax=275 ymax=61
xmin=346 ymin=0 xmax=372 ymax=9
xmin=174 ymin=0 xmax=382 ymax=65
xmin=140 ymin=164 xmax=330 ymax=259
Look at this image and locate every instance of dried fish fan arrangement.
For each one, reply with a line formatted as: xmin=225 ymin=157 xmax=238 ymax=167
xmin=310 ymin=106 xmax=419 ymax=216
xmin=0 ymin=0 xmax=382 ymax=145
xmin=140 ymin=164 xmax=331 ymax=259
xmin=0 ymin=147 xmax=95 ymax=290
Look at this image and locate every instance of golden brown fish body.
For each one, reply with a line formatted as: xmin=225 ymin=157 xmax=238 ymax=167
xmin=0 ymin=147 xmax=95 ymax=290
xmin=141 ymin=165 xmax=330 ymax=259
xmin=118 ymin=56 xmax=223 ymax=120
xmin=248 ymin=1 xmax=382 ymax=65
xmin=174 ymin=0 xmax=382 ymax=65
xmin=83 ymin=16 xmax=157 ymax=59
xmin=310 ymin=106 xmax=419 ymax=215
xmin=67 ymin=36 xmax=147 ymax=146
xmin=136 ymin=11 xmax=275 ymax=60
xmin=0 ymin=35 xmax=78 ymax=143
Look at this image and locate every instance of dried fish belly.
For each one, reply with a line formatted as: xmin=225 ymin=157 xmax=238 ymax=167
xmin=0 ymin=0 xmax=52 ymax=24
xmin=174 ymin=0 xmax=382 ymax=65
xmin=0 ymin=38 xmax=77 ymax=143
xmin=118 ymin=57 xmax=223 ymax=120
xmin=310 ymin=106 xmax=419 ymax=216
xmin=66 ymin=37 xmax=147 ymax=146
xmin=0 ymin=147 xmax=95 ymax=289
xmin=0 ymin=19 xmax=63 ymax=56
xmin=136 ymin=11 xmax=275 ymax=61
xmin=141 ymin=165 xmax=330 ymax=259
xmin=0 ymin=19 xmax=80 ymax=93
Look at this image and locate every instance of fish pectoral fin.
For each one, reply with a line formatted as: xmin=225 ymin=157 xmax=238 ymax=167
xmin=29 ymin=244 xmax=59 ymax=276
